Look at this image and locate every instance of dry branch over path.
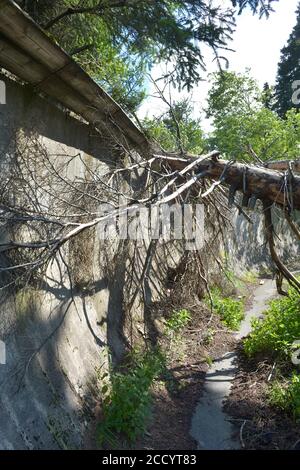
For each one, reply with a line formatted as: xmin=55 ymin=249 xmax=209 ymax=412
xmin=160 ymin=152 xmax=300 ymax=211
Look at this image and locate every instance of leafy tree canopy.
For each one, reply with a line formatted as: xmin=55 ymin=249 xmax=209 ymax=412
xmin=207 ymin=71 xmax=300 ymax=162
xmin=142 ymin=98 xmax=205 ymax=154
xmin=17 ymin=0 xmax=277 ymax=112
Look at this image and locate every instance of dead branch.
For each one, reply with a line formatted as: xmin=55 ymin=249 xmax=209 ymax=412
xmin=158 ymin=154 xmax=300 ymax=211
xmin=263 ymin=200 xmax=300 ymax=294
xmin=285 ymin=211 xmax=300 ymax=241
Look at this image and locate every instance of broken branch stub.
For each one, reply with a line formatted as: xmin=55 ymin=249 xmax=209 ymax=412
xmin=157 ymin=153 xmax=300 ymax=211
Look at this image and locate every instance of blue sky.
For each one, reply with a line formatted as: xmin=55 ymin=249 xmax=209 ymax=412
xmin=138 ymin=0 xmax=299 ymax=130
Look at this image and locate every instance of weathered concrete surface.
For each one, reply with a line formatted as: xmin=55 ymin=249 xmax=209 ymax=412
xmin=227 ymin=205 xmax=300 ymax=274
xmin=0 ymin=73 xmax=185 ymax=449
xmin=0 ymin=73 xmax=111 ymax=449
xmin=190 ymin=279 xmax=278 ymax=450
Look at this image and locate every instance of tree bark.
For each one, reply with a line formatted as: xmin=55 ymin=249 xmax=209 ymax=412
xmin=160 ymin=154 xmax=300 ymax=210
xmin=265 ymin=159 xmax=300 ymax=173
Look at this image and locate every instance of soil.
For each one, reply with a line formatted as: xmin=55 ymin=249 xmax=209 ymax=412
xmin=134 ymin=301 xmax=237 ymax=450
xmin=88 ymin=280 xmax=258 ymax=451
xmin=224 ymin=346 xmax=300 ymax=450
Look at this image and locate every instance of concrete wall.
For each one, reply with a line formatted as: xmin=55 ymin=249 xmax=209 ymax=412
xmin=0 ymin=73 xmax=185 ymax=449
xmin=226 ymin=202 xmax=300 ymax=275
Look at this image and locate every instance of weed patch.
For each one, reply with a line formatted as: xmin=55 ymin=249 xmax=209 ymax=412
xmin=210 ymin=288 xmax=244 ymax=330
xmin=269 ymin=373 xmax=300 ymax=420
xmin=165 ymin=309 xmax=191 ymax=333
xmin=244 ymin=288 xmax=300 ymax=358
xmin=98 ymin=349 xmax=165 ymax=446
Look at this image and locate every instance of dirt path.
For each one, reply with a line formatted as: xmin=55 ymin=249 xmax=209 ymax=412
xmin=190 ymin=279 xmax=277 ymax=450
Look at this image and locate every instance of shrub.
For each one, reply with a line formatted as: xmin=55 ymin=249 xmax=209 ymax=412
xmin=244 ymin=289 xmax=300 ymax=358
xmin=211 ymin=288 xmax=244 ymax=330
xmin=165 ymin=309 xmax=191 ymax=333
xmin=269 ymin=373 xmax=300 ymax=420
xmin=98 ymin=349 xmax=165 ymax=446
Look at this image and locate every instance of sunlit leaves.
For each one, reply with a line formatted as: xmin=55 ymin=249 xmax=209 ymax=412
xmin=207 ymin=71 xmax=300 ymax=162
xmin=142 ymin=98 xmax=205 ymax=154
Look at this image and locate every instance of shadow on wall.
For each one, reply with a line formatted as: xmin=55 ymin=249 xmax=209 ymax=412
xmin=0 ymin=232 xmax=186 ymax=449
xmin=0 ymin=70 xmax=225 ymax=449
xmin=0 ymin=263 xmax=126 ymax=448
xmin=0 ymin=268 xmax=104 ymax=448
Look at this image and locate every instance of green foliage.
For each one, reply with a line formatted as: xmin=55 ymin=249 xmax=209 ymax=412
xmin=20 ymin=0 xmax=147 ymax=112
xmin=207 ymin=70 xmax=261 ymax=121
xmin=142 ymin=99 xmax=205 ymax=154
xmin=244 ymin=288 xmax=300 ymax=358
xmin=52 ymin=2 xmax=147 ymax=112
xmin=204 ymin=355 xmax=213 ymax=367
xmin=98 ymin=349 xmax=165 ymax=446
xmin=207 ymin=71 xmax=300 ymax=162
xmin=243 ymin=285 xmax=300 ymax=422
xmin=231 ymin=0 xmax=278 ymax=16
xmin=165 ymin=308 xmax=191 ymax=333
xmin=269 ymin=373 xmax=300 ymax=420
xmin=262 ymin=82 xmax=276 ymax=110
xmin=20 ymin=0 xmax=276 ymax=109
xmin=210 ymin=287 xmax=244 ymax=330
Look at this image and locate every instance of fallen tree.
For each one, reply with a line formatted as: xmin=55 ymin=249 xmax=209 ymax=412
xmin=151 ymin=150 xmax=300 ymax=294
xmin=1 ymin=145 xmax=300 ymax=292
xmin=265 ymin=159 xmax=300 ymax=173
xmin=156 ymin=151 xmax=300 ymax=211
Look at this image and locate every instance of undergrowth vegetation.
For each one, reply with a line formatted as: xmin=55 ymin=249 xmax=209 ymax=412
xmin=98 ymin=348 xmax=165 ymax=447
xmin=244 ymin=286 xmax=300 ymax=421
xmin=165 ymin=309 xmax=191 ymax=334
xmin=97 ymin=307 xmax=194 ymax=447
xmin=205 ymin=254 xmax=252 ymax=331
xmin=210 ymin=287 xmax=245 ymax=331
xmin=268 ymin=373 xmax=300 ymax=420
xmin=244 ymin=288 xmax=300 ymax=358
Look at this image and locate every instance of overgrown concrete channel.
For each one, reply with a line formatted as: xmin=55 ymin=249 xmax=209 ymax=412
xmin=0 ymin=0 xmax=300 ymax=453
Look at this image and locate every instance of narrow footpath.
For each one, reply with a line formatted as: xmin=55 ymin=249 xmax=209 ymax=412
xmin=190 ymin=279 xmax=278 ymax=450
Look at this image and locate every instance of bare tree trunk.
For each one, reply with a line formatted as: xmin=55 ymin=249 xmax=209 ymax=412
xmin=162 ymin=154 xmax=300 ymax=210
xmin=263 ymin=200 xmax=300 ymax=294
